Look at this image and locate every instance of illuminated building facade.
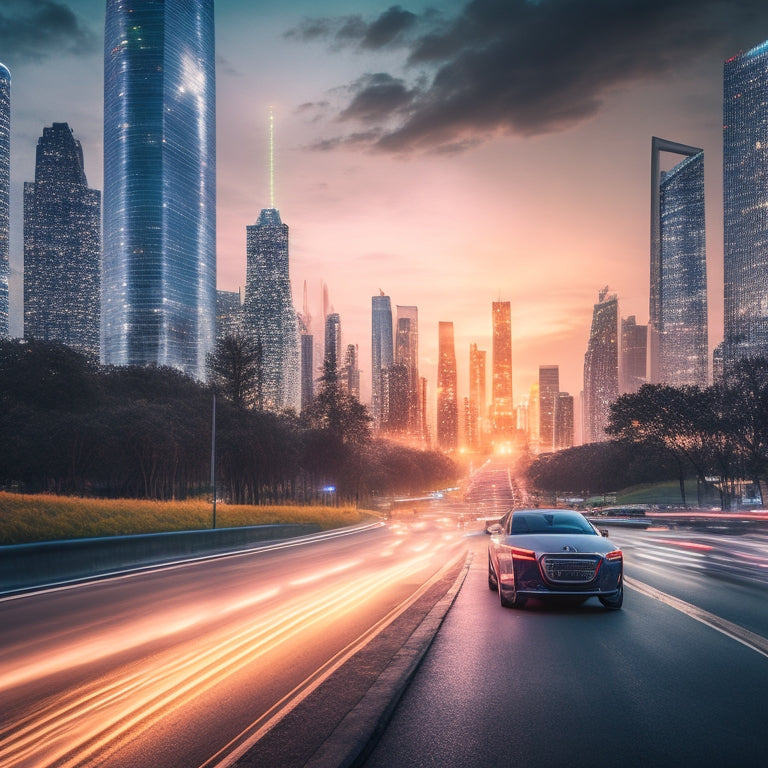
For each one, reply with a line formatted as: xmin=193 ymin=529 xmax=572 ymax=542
xmin=396 ymin=305 xmax=421 ymax=437
xmin=324 ymin=312 xmax=342 ymax=379
xmin=0 ymin=63 xmax=9 ymax=339
xmin=538 ymin=365 xmax=559 ymax=453
xmin=620 ymin=315 xmax=647 ymax=394
xmin=556 ymin=392 xmax=574 ymax=451
xmin=724 ymin=41 xmax=768 ymax=365
xmin=469 ymin=343 xmax=486 ymax=449
xmin=583 ymin=288 xmax=619 ymax=444
xmin=243 ymin=208 xmax=299 ymax=411
xmin=103 ymin=0 xmax=216 ymax=378
xmin=437 ymin=321 xmax=458 ymax=449
xmin=24 ymin=123 xmax=101 ymax=357
xmin=651 ymin=137 xmax=707 ymax=386
xmin=215 ymin=289 xmax=241 ymax=340
xmin=491 ymin=301 xmax=514 ymax=433
xmin=371 ymin=294 xmax=393 ymax=430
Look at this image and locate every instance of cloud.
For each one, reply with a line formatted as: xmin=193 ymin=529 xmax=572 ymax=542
xmin=0 ymin=0 xmax=97 ymax=63
xmin=289 ymin=0 xmax=768 ymax=154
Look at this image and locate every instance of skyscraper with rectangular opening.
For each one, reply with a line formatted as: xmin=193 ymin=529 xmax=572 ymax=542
xmin=102 ymin=0 xmax=216 ymax=378
xmin=724 ymin=41 xmax=768 ymax=365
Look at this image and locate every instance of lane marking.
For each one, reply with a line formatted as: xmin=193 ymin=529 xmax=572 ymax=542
xmin=625 ymin=575 xmax=768 ymax=659
xmin=198 ymin=550 xmax=470 ymax=768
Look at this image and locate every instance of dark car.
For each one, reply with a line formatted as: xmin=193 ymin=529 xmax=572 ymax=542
xmin=487 ymin=509 xmax=623 ymax=610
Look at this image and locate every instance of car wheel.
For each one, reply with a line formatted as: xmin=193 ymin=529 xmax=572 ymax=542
xmin=488 ymin=557 xmax=498 ymax=591
xmin=499 ymin=583 xmax=526 ymax=609
xmin=599 ymin=582 xmax=623 ymax=610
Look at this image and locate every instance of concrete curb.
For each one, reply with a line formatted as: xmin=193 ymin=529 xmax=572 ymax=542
xmin=305 ymin=552 xmax=474 ymax=768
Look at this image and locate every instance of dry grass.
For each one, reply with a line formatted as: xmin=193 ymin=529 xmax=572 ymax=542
xmin=0 ymin=492 xmax=367 ymax=545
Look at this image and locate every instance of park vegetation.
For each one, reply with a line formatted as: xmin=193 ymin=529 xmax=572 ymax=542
xmin=0 ymin=339 xmax=457 ymax=507
xmin=527 ymin=356 xmax=768 ymax=509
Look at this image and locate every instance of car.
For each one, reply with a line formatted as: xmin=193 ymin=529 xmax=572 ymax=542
xmin=487 ymin=508 xmax=623 ymax=610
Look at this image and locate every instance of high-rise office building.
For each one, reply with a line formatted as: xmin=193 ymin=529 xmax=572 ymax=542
xmin=371 ymin=293 xmax=393 ymax=430
xmin=396 ymin=305 xmax=420 ymax=437
xmin=437 ymin=321 xmax=458 ymax=449
xmin=324 ymin=312 xmax=342 ymax=374
xmin=620 ymin=316 xmax=647 ymax=394
xmin=0 ymin=63 xmax=9 ymax=339
xmin=243 ymin=208 xmax=299 ymax=411
xmin=724 ymin=41 xmax=768 ymax=366
xmin=491 ymin=301 xmax=514 ymax=433
xmin=301 ymin=333 xmax=314 ymax=410
xmin=555 ymin=392 xmax=574 ymax=451
xmin=102 ymin=0 xmax=216 ymax=378
xmin=469 ymin=343 xmax=487 ymax=449
xmin=538 ymin=365 xmax=559 ymax=453
xmin=344 ymin=343 xmax=360 ymax=400
xmin=527 ymin=382 xmax=540 ymax=450
xmin=583 ymin=288 xmax=619 ymax=443
xmin=23 ymin=123 xmax=101 ymax=357
xmin=216 ymin=289 xmax=241 ymax=340
xmin=650 ymin=137 xmax=707 ymax=386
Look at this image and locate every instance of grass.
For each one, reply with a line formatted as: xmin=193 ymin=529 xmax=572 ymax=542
xmin=0 ymin=492 xmax=369 ymax=546
xmin=616 ymin=479 xmax=700 ymax=506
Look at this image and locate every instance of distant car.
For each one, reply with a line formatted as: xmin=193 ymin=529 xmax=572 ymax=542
xmin=487 ymin=509 xmax=623 ymax=610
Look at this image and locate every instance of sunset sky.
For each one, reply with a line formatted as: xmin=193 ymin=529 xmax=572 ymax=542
xmin=3 ymin=0 xmax=768 ymax=424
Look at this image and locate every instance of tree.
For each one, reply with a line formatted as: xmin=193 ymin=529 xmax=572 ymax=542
xmin=206 ymin=332 xmax=262 ymax=408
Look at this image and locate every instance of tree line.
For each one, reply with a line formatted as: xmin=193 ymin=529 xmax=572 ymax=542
xmin=0 ymin=339 xmax=457 ymax=504
xmin=528 ymin=357 xmax=768 ymax=509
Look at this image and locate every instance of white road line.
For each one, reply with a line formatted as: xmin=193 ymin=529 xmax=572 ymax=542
xmin=625 ymin=575 xmax=768 ymax=659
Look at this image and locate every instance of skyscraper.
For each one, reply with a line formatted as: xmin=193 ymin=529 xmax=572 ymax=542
xmin=583 ymin=288 xmax=619 ymax=444
xmin=437 ymin=321 xmax=458 ymax=449
xmin=344 ymin=343 xmax=360 ymax=400
xmin=538 ymin=365 xmax=559 ymax=453
xmin=0 ymin=63 xmax=9 ymax=339
xmin=102 ymin=0 xmax=216 ymax=378
xmin=301 ymin=333 xmax=314 ymax=410
xmin=324 ymin=312 xmax=342 ymax=373
xmin=24 ymin=123 xmax=101 ymax=357
xmin=216 ymin=289 xmax=241 ymax=340
xmin=396 ymin=305 xmax=420 ymax=437
xmin=371 ymin=293 xmax=393 ymax=430
xmin=724 ymin=41 xmax=768 ymax=365
xmin=556 ymin=392 xmax=574 ymax=451
xmin=650 ymin=137 xmax=707 ymax=386
xmin=469 ymin=343 xmax=486 ymax=449
xmin=620 ymin=316 xmax=647 ymax=394
xmin=491 ymin=301 xmax=514 ymax=433
xmin=243 ymin=208 xmax=299 ymax=411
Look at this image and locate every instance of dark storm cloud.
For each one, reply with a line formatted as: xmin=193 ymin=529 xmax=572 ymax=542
xmin=0 ymin=0 xmax=97 ymax=63
xmin=289 ymin=0 xmax=768 ymax=154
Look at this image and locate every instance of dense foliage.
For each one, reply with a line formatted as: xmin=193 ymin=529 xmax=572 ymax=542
xmin=527 ymin=357 xmax=768 ymax=509
xmin=0 ymin=339 xmax=458 ymax=504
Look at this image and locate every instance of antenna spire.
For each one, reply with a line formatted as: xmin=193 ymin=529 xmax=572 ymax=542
xmin=268 ymin=106 xmax=276 ymax=209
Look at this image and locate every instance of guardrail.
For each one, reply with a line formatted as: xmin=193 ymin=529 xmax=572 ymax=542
xmin=0 ymin=524 xmax=321 ymax=593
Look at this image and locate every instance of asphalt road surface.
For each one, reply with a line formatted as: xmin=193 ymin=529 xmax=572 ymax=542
xmin=362 ymin=525 xmax=768 ymax=768
xmin=0 ymin=519 xmax=467 ymax=768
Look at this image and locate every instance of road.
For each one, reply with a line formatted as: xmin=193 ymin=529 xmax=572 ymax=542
xmin=0 ymin=519 xmax=467 ymax=768
xmin=363 ymin=523 xmax=768 ymax=767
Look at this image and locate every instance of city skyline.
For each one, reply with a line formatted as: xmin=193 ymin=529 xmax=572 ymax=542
xmin=3 ymin=1 xmax=768 ymax=408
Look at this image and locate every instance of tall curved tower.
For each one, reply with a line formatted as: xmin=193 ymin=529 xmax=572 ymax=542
xmin=102 ymin=0 xmax=216 ymax=378
xmin=0 ymin=63 xmax=10 ymax=339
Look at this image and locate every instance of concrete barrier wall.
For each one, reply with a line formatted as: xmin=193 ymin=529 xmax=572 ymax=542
xmin=0 ymin=524 xmax=321 ymax=592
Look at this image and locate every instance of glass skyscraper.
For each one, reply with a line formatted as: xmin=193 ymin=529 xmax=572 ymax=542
xmin=102 ymin=0 xmax=216 ymax=378
xmin=0 ymin=63 xmax=9 ymax=339
xmin=437 ymin=321 xmax=458 ymax=450
xmin=723 ymin=41 xmax=768 ymax=365
xmin=492 ymin=301 xmax=514 ymax=433
xmin=243 ymin=208 xmax=299 ymax=411
xmin=396 ymin=305 xmax=420 ymax=437
xmin=538 ymin=365 xmax=559 ymax=453
xmin=24 ymin=123 xmax=101 ymax=357
xmin=583 ymin=288 xmax=619 ymax=444
xmin=650 ymin=137 xmax=707 ymax=386
xmin=371 ymin=293 xmax=393 ymax=430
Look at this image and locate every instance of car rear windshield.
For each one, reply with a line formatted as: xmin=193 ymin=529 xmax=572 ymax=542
xmin=511 ymin=512 xmax=597 ymax=535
